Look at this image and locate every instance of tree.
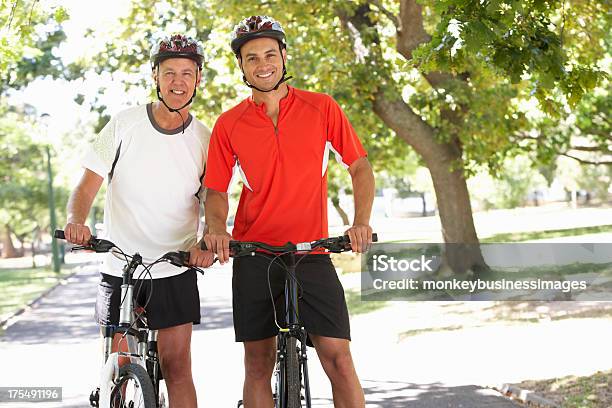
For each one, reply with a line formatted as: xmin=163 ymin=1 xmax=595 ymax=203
xmin=532 ymin=90 xmax=611 ymax=166
xmin=83 ymin=0 xmax=607 ymax=273
xmin=0 ymin=108 xmax=68 ymax=258
xmin=334 ymin=0 xmax=606 ymax=272
xmin=468 ymin=155 xmax=548 ymax=209
xmin=0 ymin=1 xmax=68 ymax=96
xmin=1 ymin=1 xmax=69 ymax=258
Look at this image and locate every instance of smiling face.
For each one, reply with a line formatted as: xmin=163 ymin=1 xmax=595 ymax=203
xmin=154 ymin=57 xmax=201 ymax=109
xmin=239 ymin=37 xmax=286 ymax=92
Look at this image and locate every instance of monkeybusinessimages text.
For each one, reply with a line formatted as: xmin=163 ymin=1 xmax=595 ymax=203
xmin=370 ymin=254 xmax=588 ymax=294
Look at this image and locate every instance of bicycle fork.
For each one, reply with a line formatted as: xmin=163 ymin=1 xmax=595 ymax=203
xmin=285 ymin=254 xmax=312 ymax=408
xmin=298 ymin=335 xmax=311 ymax=408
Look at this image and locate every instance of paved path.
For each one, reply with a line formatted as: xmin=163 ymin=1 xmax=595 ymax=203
xmin=0 ymin=262 xmax=524 ymax=407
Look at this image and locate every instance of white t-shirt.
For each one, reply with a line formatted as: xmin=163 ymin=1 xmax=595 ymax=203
xmin=82 ymin=104 xmax=211 ymax=279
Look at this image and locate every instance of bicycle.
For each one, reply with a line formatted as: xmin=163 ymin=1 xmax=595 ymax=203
xmin=54 ymin=229 xmax=204 ymax=408
xmin=214 ymin=233 xmax=377 ymax=408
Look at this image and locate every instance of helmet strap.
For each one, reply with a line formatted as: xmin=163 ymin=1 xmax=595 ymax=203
xmin=155 ymin=76 xmax=197 ymax=134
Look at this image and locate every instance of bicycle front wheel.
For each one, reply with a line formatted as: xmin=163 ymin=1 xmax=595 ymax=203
xmin=285 ymin=336 xmax=302 ymax=408
xmin=110 ymin=363 xmax=157 ymax=408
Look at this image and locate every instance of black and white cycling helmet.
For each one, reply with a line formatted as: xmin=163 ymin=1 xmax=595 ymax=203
xmin=150 ymin=34 xmax=204 ymax=69
xmin=230 ymin=15 xmax=286 ymax=57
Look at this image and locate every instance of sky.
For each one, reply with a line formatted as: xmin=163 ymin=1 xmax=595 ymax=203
xmin=9 ymin=0 xmax=241 ymax=139
xmin=8 ymin=0 xmax=135 ymax=137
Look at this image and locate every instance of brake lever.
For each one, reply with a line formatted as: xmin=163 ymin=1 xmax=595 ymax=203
xmin=71 ymin=245 xmax=94 ymax=252
xmin=89 ymin=238 xmax=115 ymax=253
xmin=163 ymin=251 xmax=190 ymax=267
xmin=186 ymin=266 xmax=206 ymax=276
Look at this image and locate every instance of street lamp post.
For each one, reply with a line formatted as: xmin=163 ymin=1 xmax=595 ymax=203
xmin=41 ymin=113 xmax=61 ymax=273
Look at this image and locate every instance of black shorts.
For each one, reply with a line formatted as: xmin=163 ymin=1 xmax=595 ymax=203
xmin=94 ymin=270 xmax=200 ymax=330
xmin=232 ymin=254 xmax=351 ymax=343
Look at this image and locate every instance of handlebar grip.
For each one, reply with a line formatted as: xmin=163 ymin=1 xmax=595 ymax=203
xmin=344 ymin=233 xmax=378 ymax=243
xmin=54 ymin=230 xmax=65 ymax=239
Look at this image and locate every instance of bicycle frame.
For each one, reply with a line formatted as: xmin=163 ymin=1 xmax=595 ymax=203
xmin=97 ymin=253 xmax=165 ymax=408
xmin=55 ymin=229 xmax=196 ymax=408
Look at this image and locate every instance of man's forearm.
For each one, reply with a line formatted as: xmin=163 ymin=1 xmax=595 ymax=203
xmin=205 ymin=190 xmax=230 ymax=233
xmin=67 ymin=187 xmax=97 ymax=224
xmin=350 ymin=159 xmax=375 ymax=225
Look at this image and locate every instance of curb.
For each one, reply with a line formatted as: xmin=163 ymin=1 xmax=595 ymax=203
xmin=493 ymin=384 xmax=559 ymax=407
xmin=0 ymin=264 xmax=91 ymax=331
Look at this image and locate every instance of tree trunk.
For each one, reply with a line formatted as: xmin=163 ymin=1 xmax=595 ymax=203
xmin=30 ymin=227 xmax=40 ymax=268
xmin=420 ymin=192 xmax=426 ymax=217
xmin=339 ymin=1 xmax=488 ymax=274
xmin=373 ymin=91 xmax=487 ymax=274
xmin=427 ymin=152 xmax=488 ymax=274
xmin=31 ymin=239 xmax=36 ymax=268
xmin=1 ymin=224 xmax=19 ymax=258
xmin=331 ymin=197 xmax=351 ymax=226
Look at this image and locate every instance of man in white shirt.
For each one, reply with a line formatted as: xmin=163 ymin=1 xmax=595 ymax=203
xmin=63 ymin=34 xmax=212 ymax=408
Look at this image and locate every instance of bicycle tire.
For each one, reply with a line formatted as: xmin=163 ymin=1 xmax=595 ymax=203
xmin=285 ymin=336 xmax=302 ymax=408
xmin=110 ymin=363 xmax=157 ymax=408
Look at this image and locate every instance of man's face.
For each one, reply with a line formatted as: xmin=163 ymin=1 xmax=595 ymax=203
xmin=154 ymin=58 xmax=201 ymax=109
xmin=239 ymin=37 xmax=286 ymax=92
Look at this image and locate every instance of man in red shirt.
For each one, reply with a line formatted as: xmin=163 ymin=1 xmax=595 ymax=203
xmin=204 ymin=16 xmax=375 ymax=407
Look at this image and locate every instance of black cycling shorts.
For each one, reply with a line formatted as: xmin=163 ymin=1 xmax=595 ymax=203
xmin=232 ymin=253 xmax=351 ymax=344
xmin=94 ymin=270 xmax=200 ymax=330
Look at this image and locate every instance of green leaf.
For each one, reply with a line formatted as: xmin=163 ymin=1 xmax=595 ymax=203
xmin=54 ymin=7 xmax=70 ymax=24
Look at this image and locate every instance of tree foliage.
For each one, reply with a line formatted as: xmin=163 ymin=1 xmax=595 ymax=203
xmin=82 ymin=0 xmax=610 ymax=172
xmin=1 ymin=1 xmax=70 ymax=254
xmin=414 ymin=0 xmax=606 ymax=107
xmin=0 ymin=108 xmax=68 ymax=243
xmin=0 ymin=0 xmax=69 ymax=95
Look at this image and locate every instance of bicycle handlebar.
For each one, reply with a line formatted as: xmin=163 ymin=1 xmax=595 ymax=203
xmin=54 ymin=229 xmax=191 ymax=267
xmin=202 ymin=233 xmax=378 ymax=257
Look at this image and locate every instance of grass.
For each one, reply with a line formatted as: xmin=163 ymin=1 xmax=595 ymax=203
xmin=0 ymin=267 xmax=71 ymax=322
xmin=331 ymin=253 xmax=391 ymax=315
xmin=513 ymin=370 xmax=612 ymax=407
xmin=399 ymin=325 xmax=464 ymax=340
xmin=482 ymin=224 xmax=612 ymax=243
xmin=344 ymin=288 xmax=388 ymax=316
xmin=331 ymin=252 xmax=362 ymax=274
xmin=399 ymin=301 xmax=612 ymax=340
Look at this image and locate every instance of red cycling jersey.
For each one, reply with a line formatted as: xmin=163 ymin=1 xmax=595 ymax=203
xmin=204 ymin=86 xmax=367 ymax=246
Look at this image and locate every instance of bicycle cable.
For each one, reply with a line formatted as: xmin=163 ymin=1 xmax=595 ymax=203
xmin=128 ymin=260 xmax=159 ymax=335
xmin=256 ymin=249 xmax=309 ymax=331
xmin=117 ymin=258 xmax=156 ymax=343
xmin=262 ymin=251 xmax=291 ymax=330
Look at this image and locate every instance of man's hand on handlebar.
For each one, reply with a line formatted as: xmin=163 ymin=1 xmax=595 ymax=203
xmin=64 ymin=222 xmax=92 ymax=246
xmin=344 ymin=224 xmax=373 ymax=253
xmin=188 ymin=246 xmax=215 ymax=268
xmin=203 ymin=230 xmax=232 ymax=264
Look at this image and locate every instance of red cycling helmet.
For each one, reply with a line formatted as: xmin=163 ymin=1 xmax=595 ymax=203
xmin=150 ymin=34 xmax=204 ymax=68
xmin=230 ymin=16 xmax=286 ymax=57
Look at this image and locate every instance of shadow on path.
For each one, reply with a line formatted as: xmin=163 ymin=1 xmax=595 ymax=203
xmin=361 ymin=380 xmax=520 ymax=407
